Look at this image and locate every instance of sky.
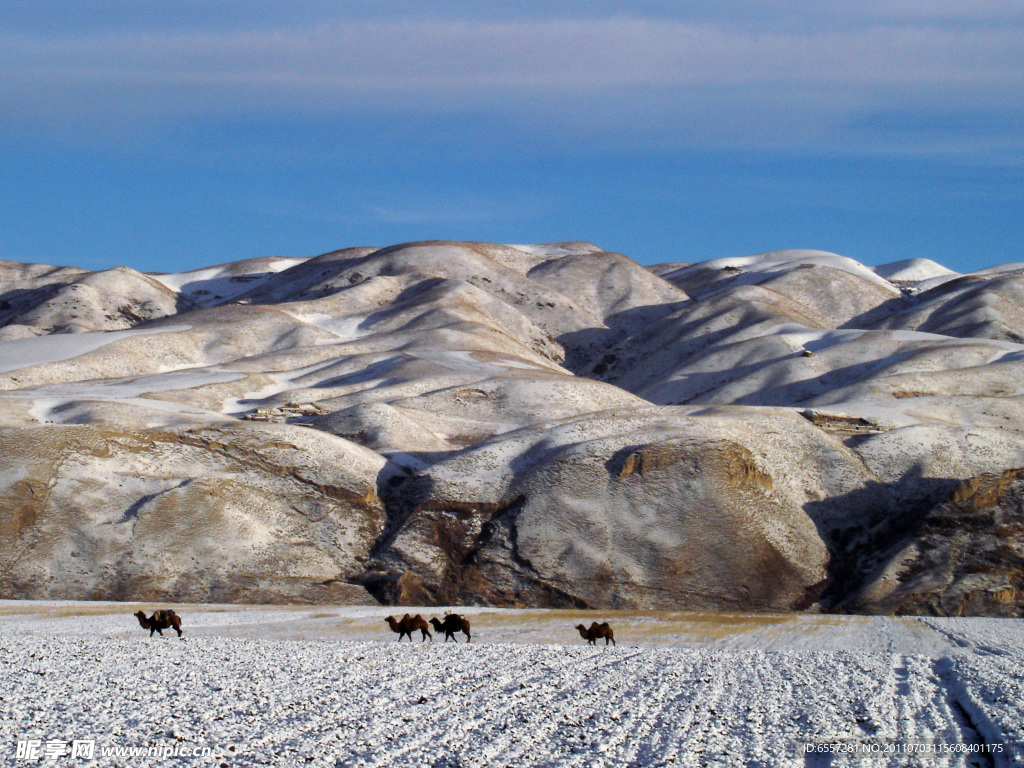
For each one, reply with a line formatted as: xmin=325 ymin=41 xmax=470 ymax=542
xmin=0 ymin=1 xmax=1021 ymax=274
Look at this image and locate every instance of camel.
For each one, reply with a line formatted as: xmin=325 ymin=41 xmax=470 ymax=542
xmin=575 ymin=621 xmax=615 ymax=646
xmin=385 ymin=613 xmax=432 ymax=642
xmin=134 ymin=609 xmax=183 ymax=638
xmin=429 ymin=612 xmax=471 ymax=643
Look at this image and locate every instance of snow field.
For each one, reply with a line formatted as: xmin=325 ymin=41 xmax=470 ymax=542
xmin=1 ymin=607 xmax=1022 ymax=767
xmin=0 ymin=325 xmax=190 ymax=374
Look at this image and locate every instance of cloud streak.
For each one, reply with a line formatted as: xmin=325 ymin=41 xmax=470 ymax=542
xmin=1 ymin=8 xmax=1021 ymax=156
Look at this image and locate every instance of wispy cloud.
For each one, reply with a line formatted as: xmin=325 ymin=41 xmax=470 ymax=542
xmin=248 ymin=190 xmax=546 ymax=227
xmin=0 ymin=6 xmax=1021 ymax=156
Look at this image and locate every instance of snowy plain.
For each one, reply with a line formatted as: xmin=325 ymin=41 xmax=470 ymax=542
xmin=1 ymin=602 xmax=1021 ymax=767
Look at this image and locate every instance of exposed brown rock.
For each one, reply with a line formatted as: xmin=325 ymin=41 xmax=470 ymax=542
xmin=850 ymin=468 xmax=1024 ymax=617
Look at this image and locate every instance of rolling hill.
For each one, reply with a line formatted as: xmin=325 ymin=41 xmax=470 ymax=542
xmin=1 ymin=241 xmax=1021 ymax=615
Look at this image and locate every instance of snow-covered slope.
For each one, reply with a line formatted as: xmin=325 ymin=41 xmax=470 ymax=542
xmin=871 ymin=257 xmax=958 ymax=283
xmin=0 ymin=241 xmax=1021 ymax=615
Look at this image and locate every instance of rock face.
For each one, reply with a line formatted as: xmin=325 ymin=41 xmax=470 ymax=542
xmin=850 ymin=469 xmax=1024 ymax=617
xmin=0 ymin=241 xmax=1022 ymax=615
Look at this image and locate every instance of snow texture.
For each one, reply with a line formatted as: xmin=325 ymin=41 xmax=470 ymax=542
xmin=0 ymin=602 xmax=1021 ymax=767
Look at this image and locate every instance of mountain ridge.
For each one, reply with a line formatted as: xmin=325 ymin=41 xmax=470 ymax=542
xmin=1 ymin=240 xmax=1021 ymax=615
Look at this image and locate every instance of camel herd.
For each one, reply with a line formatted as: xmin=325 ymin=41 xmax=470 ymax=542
xmin=384 ymin=613 xmax=617 ymax=646
xmin=383 ymin=612 xmax=473 ymax=643
xmin=132 ymin=608 xmax=616 ymax=646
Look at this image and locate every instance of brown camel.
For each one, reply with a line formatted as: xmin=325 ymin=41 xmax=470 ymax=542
xmin=575 ymin=621 xmax=615 ymax=646
xmin=134 ymin=609 xmax=183 ymax=638
xmin=429 ymin=613 xmax=471 ymax=643
xmin=385 ymin=613 xmax=432 ymax=642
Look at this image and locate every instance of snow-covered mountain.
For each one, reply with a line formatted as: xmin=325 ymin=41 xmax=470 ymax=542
xmin=1 ymin=241 xmax=1021 ymax=615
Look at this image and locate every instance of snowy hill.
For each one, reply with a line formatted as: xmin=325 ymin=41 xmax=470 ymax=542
xmin=0 ymin=241 xmax=1022 ymax=616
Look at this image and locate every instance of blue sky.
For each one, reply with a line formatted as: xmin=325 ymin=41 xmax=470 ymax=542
xmin=1 ymin=1 xmax=1021 ymax=274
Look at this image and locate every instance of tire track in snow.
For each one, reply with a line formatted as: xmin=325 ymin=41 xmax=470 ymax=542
xmin=931 ymin=658 xmax=999 ymax=768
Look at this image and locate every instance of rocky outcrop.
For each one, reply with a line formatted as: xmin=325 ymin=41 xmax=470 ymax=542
xmin=846 ymin=468 xmax=1024 ymax=617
